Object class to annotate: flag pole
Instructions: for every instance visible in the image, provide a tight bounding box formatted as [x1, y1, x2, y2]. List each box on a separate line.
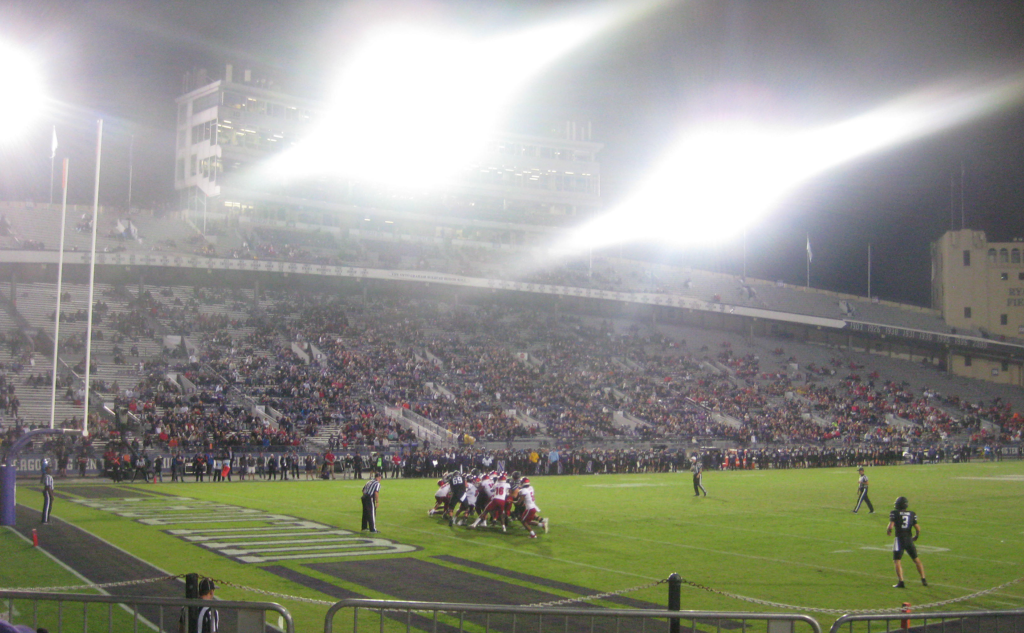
[127, 134, 134, 213]
[805, 233, 811, 288]
[742, 229, 747, 279]
[82, 119, 103, 439]
[867, 243, 872, 299]
[49, 158, 69, 429]
[48, 126, 57, 206]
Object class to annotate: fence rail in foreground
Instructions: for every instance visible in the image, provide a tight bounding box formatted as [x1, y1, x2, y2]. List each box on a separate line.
[829, 609, 1024, 633]
[0, 590, 294, 633]
[325, 599, 823, 633]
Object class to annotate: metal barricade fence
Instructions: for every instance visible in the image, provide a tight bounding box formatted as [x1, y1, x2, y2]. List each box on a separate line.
[324, 599, 823, 633]
[1, 590, 294, 633]
[829, 609, 1024, 633]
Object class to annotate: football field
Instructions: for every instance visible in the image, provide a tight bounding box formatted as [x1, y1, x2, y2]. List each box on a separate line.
[6, 460, 1024, 631]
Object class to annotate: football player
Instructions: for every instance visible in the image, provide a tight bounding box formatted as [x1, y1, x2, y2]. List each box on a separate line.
[471, 474, 510, 531]
[428, 479, 449, 516]
[444, 470, 467, 526]
[887, 496, 927, 588]
[516, 477, 548, 538]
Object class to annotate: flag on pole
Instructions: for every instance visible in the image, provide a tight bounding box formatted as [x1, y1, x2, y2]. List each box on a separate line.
[51, 126, 58, 159]
[806, 235, 813, 263]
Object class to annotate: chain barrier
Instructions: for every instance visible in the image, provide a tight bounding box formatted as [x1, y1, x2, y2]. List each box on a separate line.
[677, 575, 1024, 616]
[208, 579, 335, 607]
[4, 573, 1021, 618]
[524, 578, 669, 608]
[1, 574, 184, 594]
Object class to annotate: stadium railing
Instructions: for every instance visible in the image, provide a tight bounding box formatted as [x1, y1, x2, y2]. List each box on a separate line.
[0, 591, 294, 633]
[324, 599, 823, 633]
[829, 609, 1024, 633]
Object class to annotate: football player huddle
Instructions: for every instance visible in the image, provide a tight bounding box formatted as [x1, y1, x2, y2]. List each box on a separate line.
[428, 470, 549, 538]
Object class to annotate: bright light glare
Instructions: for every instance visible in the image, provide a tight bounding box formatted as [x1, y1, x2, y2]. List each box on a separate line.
[274, 10, 624, 190]
[0, 41, 46, 144]
[562, 73, 1024, 253]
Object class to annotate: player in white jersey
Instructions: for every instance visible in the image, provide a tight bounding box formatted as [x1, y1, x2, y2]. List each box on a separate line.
[429, 479, 450, 515]
[515, 478, 547, 538]
[472, 474, 510, 531]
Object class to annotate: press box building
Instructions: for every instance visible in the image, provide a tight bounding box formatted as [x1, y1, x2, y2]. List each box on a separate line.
[174, 65, 603, 241]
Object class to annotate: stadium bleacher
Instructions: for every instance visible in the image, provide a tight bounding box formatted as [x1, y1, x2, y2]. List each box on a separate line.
[0, 205, 1021, 463]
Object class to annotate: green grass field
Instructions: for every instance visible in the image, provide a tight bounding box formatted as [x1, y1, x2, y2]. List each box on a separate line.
[6, 460, 1024, 632]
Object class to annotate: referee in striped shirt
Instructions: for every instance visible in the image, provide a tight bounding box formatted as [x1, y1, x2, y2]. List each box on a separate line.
[41, 466, 54, 524]
[361, 472, 382, 533]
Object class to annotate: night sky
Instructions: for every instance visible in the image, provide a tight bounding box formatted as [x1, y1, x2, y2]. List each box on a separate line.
[2, 0, 1024, 306]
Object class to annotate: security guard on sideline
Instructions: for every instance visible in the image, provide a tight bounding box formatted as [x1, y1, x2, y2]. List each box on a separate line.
[361, 472, 382, 533]
[853, 466, 874, 513]
[41, 466, 54, 524]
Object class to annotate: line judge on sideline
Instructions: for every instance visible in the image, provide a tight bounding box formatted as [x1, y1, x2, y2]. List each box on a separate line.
[361, 472, 382, 533]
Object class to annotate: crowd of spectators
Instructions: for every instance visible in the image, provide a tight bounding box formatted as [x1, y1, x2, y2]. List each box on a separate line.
[14, 282, 1022, 476]
[110, 291, 1022, 456]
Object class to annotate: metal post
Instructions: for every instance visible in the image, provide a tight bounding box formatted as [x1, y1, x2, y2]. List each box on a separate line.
[185, 573, 199, 633]
[83, 119, 103, 439]
[50, 158, 70, 429]
[668, 574, 681, 633]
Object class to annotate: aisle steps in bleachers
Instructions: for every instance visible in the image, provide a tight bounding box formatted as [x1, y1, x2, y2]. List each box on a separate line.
[613, 410, 649, 431]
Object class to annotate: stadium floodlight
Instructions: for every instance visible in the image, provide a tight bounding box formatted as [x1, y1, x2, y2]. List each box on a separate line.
[271, 5, 642, 191]
[560, 72, 1024, 254]
[0, 39, 46, 144]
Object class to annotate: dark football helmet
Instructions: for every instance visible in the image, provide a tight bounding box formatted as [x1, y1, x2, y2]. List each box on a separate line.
[894, 496, 909, 510]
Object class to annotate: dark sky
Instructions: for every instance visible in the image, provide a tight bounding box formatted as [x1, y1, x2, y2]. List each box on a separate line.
[2, 0, 1024, 306]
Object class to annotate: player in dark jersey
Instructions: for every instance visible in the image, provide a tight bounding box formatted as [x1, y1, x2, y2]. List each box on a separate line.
[445, 470, 467, 526]
[887, 496, 927, 588]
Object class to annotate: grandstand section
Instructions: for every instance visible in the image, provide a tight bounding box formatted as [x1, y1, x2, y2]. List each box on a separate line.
[1, 208, 1023, 477]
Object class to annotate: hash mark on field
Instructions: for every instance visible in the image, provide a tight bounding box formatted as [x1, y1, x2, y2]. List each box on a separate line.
[859, 545, 950, 553]
[830, 550, 854, 553]
[584, 483, 666, 488]
[955, 475, 1024, 481]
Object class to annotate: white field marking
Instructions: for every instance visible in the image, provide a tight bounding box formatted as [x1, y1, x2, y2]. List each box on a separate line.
[217, 480, 1024, 567]
[217, 539, 397, 555]
[76, 493, 417, 563]
[568, 525, 1023, 595]
[162, 486, 1024, 603]
[236, 543, 418, 564]
[859, 545, 951, 553]
[177, 483, 1024, 591]
[396, 522, 661, 582]
[182, 529, 353, 542]
[955, 476, 1024, 481]
[571, 511, 1019, 566]
[4, 525, 163, 632]
[197, 478, 1024, 555]
[204, 535, 369, 548]
[166, 522, 322, 534]
[139, 514, 295, 526]
[830, 550, 854, 553]
[700, 499, 1024, 544]
[583, 483, 666, 488]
